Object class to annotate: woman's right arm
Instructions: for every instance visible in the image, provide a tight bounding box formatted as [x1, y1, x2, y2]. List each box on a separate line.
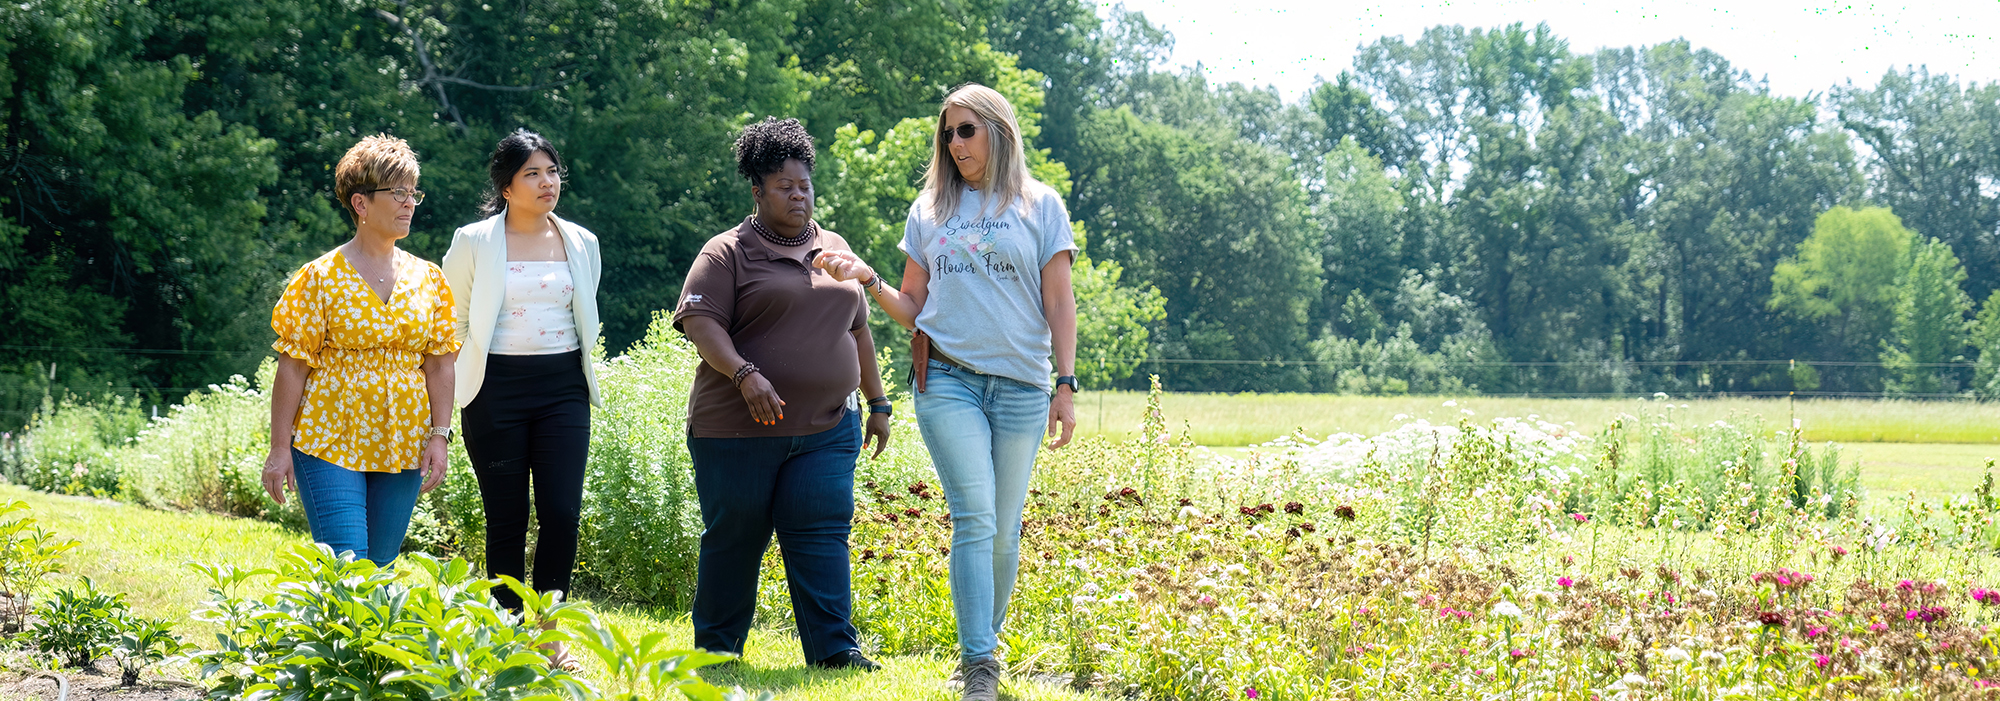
[262, 355, 309, 503]
[814, 253, 929, 330]
[680, 316, 786, 426]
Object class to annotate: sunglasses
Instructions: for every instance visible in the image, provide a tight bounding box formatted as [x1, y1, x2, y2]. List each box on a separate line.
[362, 187, 426, 205]
[941, 123, 980, 143]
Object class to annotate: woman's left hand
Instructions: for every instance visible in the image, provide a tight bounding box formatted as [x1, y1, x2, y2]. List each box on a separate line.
[863, 411, 892, 459]
[420, 436, 450, 492]
[1047, 389, 1077, 449]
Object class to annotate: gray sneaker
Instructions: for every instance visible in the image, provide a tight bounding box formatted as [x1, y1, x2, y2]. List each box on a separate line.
[959, 658, 1001, 701]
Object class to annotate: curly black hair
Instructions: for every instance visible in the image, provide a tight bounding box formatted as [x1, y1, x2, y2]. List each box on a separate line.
[733, 116, 814, 187]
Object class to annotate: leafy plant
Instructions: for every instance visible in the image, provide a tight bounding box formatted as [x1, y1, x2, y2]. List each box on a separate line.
[110, 613, 186, 686]
[29, 576, 127, 668]
[187, 543, 753, 701]
[0, 500, 79, 633]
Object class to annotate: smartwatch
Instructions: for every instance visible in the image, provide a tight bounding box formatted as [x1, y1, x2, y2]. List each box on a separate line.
[1054, 376, 1080, 393]
[867, 396, 893, 416]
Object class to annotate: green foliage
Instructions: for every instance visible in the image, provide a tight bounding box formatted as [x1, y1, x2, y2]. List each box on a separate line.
[188, 543, 753, 700]
[31, 576, 127, 668]
[0, 500, 80, 634]
[571, 316, 704, 607]
[1069, 106, 1320, 391]
[11, 395, 143, 496]
[1882, 237, 1975, 395]
[1974, 292, 2000, 398]
[118, 360, 292, 522]
[1770, 206, 1915, 353]
[1072, 248, 1166, 388]
[110, 613, 187, 686]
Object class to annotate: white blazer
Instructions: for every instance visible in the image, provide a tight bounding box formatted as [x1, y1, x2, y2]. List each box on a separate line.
[442, 210, 605, 408]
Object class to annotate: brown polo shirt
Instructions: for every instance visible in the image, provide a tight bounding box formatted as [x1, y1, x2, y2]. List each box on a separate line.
[672, 217, 869, 438]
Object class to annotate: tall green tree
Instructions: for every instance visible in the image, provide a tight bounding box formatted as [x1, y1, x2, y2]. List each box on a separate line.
[1835, 68, 2000, 301]
[1769, 206, 1916, 366]
[1067, 107, 1319, 391]
[1881, 237, 1974, 395]
[0, 0, 283, 426]
[1972, 292, 2000, 398]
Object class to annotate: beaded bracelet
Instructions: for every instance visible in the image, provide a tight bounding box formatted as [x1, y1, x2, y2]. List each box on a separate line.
[732, 361, 760, 388]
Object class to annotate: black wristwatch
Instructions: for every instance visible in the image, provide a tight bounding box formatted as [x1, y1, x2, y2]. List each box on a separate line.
[866, 396, 893, 416]
[1054, 376, 1079, 393]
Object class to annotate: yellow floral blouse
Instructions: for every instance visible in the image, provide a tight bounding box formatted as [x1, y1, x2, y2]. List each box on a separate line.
[272, 248, 461, 474]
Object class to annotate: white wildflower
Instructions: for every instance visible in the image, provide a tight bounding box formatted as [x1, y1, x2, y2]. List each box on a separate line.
[1661, 647, 1691, 663]
[1491, 601, 1523, 618]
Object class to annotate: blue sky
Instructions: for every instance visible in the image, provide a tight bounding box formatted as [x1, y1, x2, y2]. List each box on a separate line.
[1111, 1, 1999, 100]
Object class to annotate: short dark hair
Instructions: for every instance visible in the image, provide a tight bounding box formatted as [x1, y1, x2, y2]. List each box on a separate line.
[733, 117, 814, 187]
[481, 129, 564, 216]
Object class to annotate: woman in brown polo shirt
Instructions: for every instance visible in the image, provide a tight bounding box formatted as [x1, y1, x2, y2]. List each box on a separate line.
[672, 117, 890, 671]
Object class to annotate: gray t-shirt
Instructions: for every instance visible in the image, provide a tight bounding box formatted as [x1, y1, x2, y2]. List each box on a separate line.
[899, 183, 1078, 392]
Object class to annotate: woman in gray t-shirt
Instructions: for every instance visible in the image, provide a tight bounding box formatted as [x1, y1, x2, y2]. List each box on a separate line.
[815, 83, 1078, 701]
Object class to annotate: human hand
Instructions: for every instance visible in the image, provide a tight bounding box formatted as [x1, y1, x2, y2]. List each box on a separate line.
[420, 436, 450, 493]
[262, 446, 296, 504]
[863, 411, 891, 459]
[740, 372, 787, 425]
[1047, 388, 1076, 449]
[813, 250, 876, 284]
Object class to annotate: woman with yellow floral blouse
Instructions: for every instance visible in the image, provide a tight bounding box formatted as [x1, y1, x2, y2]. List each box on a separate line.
[261, 135, 461, 566]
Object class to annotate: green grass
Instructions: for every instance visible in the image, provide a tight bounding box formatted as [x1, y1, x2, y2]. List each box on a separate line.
[1072, 391, 2000, 446]
[4, 485, 1094, 701]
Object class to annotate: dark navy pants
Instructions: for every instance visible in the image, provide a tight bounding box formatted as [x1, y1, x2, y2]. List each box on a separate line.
[688, 408, 861, 664]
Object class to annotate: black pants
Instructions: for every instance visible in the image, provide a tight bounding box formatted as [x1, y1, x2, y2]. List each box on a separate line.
[462, 350, 591, 611]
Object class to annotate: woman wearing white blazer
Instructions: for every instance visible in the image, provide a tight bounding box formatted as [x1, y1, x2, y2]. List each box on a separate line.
[441, 130, 602, 651]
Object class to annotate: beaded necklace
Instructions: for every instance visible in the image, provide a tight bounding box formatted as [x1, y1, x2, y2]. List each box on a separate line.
[750, 216, 816, 248]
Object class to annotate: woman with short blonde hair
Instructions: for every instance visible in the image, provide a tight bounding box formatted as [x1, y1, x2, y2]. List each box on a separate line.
[263, 134, 460, 566]
[816, 83, 1079, 700]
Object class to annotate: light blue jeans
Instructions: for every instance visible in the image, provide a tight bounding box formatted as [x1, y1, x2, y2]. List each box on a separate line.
[292, 446, 424, 566]
[913, 359, 1050, 664]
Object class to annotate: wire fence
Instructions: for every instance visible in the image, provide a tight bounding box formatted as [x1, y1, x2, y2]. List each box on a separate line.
[1, 344, 1991, 401]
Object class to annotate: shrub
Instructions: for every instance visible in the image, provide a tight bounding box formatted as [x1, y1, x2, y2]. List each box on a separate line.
[13, 395, 143, 496]
[186, 543, 757, 701]
[110, 613, 185, 686]
[117, 361, 302, 527]
[0, 500, 79, 633]
[30, 576, 126, 668]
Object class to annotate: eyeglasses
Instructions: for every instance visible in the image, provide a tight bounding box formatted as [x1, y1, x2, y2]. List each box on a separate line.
[941, 123, 980, 143]
[363, 187, 426, 205]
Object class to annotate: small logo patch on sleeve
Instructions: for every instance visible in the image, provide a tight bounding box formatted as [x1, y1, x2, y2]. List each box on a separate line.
[686, 294, 704, 304]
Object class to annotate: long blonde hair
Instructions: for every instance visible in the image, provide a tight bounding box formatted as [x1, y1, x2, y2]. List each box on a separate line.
[922, 83, 1037, 224]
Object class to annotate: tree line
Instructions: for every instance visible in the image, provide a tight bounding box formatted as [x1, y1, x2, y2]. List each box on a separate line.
[3, 0, 1999, 429]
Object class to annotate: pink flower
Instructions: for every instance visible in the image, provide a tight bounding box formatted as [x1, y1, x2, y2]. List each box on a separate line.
[1868, 622, 1889, 633]
[1244, 688, 1259, 699]
[1198, 595, 1218, 608]
[1813, 653, 1830, 669]
[1830, 545, 1849, 558]
[1571, 513, 1589, 523]
[1897, 579, 1916, 593]
[1557, 577, 1575, 588]
[1805, 626, 1827, 638]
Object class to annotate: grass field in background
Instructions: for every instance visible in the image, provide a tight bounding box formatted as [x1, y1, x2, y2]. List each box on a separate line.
[1071, 391, 2000, 446]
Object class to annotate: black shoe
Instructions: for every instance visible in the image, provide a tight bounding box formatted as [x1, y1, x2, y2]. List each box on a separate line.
[813, 649, 881, 672]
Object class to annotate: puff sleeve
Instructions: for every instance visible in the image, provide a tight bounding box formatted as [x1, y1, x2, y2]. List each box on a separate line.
[270, 266, 327, 368]
[424, 266, 462, 356]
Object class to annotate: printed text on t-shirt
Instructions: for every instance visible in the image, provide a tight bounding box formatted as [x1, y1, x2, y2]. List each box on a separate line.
[933, 215, 1021, 281]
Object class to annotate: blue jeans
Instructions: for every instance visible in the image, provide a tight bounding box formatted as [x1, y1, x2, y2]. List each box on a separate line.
[688, 408, 862, 664]
[913, 359, 1049, 664]
[292, 447, 424, 566]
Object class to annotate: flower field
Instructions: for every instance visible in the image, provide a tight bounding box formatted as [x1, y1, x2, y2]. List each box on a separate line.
[6, 316, 2000, 699]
